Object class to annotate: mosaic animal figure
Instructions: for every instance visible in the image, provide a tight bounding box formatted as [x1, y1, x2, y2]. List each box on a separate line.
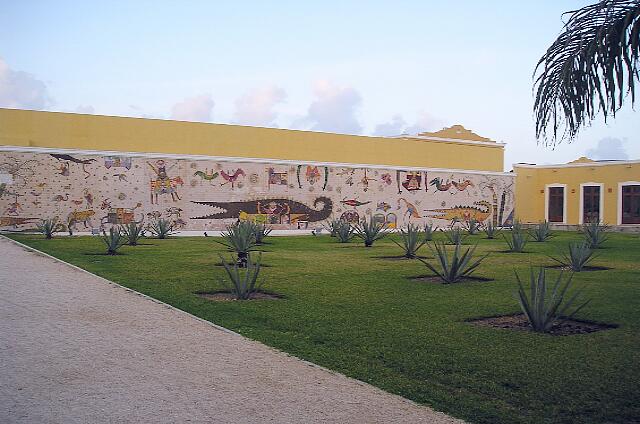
[68, 209, 96, 230]
[220, 169, 245, 189]
[398, 198, 421, 219]
[340, 198, 371, 208]
[376, 201, 392, 212]
[451, 179, 474, 192]
[429, 177, 453, 192]
[53, 194, 69, 202]
[101, 203, 144, 225]
[194, 169, 219, 183]
[150, 176, 184, 204]
[423, 200, 492, 225]
[0, 216, 37, 228]
[190, 196, 333, 224]
[50, 154, 96, 179]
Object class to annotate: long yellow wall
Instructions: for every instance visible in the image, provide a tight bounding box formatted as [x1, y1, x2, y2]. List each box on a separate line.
[0, 108, 504, 172]
[514, 162, 640, 225]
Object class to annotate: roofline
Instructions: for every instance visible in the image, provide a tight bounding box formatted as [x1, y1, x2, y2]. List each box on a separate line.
[0, 145, 514, 177]
[513, 160, 640, 169]
[393, 134, 505, 148]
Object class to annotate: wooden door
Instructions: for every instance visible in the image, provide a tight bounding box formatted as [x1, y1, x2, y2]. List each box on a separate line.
[582, 186, 600, 223]
[622, 185, 640, 224]
[548, 187, 564, 223]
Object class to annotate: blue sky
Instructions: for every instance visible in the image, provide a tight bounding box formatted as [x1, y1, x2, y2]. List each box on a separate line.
[1, 0, 638, 169]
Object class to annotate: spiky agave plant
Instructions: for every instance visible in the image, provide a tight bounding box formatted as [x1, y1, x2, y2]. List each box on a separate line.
[530, 220, 554, 242]
[218, 252, 264, 300]
[392, 223, 428, 258]
[419, 241, 488, 284]
[443, 226, 468, 245]
[148, 218, 175, 239]
[101, 227, 126, 255]
[37, 217, 65, 239]
[515, 267, 591, 333]
[504, 227, 528, 252]
[423, 221, 436, 241]
[252, 222, 272, 245]
[581, 220, 610, 249]
[335, 221, 355, 243]
[324, 219, 342, 237]
[552, 241, 596, 272]
[464, 218, 482, 235]
[120, 222, 145, 246]
[534, 1, 640, 145]
[353, 217, 389, 247]
[483, 221, 502, 239]
[214, 221, 257, 267]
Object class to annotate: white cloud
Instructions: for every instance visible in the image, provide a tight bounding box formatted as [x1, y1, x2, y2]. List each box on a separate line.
[373, 111, 441, 136]
[170, 94, 214, 122]
[295, 81, 363, 134]
[585, 137, 629, 160]
[232, 85, 286, 127]
[0, 57, 52, 110]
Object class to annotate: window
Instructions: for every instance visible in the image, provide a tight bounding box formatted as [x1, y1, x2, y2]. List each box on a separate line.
[621, 184, 640, 224]
[582, 185, 601, 224]
[548, 186, 565, 223]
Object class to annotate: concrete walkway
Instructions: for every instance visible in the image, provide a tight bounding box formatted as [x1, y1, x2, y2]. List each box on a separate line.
[0, 236, 463, 424]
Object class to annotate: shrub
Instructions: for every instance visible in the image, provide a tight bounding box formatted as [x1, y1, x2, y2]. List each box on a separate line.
[335, 221, 355, 243]
[120, 222, 145, 246]
[215, 221, 257, 267]
[581, 221, 610, 249]
[464, 218, 482, 235]
[353, 218, 389, 247]
[419, 241, 488, 284]
[423, 222, 436, 241]
[392, 223, 428, 258]
[504, 228, 528, 252]
[443, 226, 468, 245]
[551, 242, 596, 272]
[148, 218, 175, 239]
[324, 219, 342, 237]
[515, 267, 591, 333]
[530, 220, 554, 242]
[218, 252, 264, 300]
[37, 217, 64, 239]
[252, 222, 272, 245]
[484, 221, 502, 239]
[101, 227, 126, 255]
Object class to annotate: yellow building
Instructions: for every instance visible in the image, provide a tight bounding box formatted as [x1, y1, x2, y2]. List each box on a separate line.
[514, 158, 640, 228]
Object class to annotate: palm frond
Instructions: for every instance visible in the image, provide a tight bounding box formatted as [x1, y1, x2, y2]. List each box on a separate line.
[534, 0, 640, 145]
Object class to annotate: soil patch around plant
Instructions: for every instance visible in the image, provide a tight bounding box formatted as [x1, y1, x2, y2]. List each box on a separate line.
[375, 255, 432, 261]
[467, 313, 617, 336]
[545, 264, 611, 272]
[408, 274, 494, 284]
[213, 262, 273, 267]
[195, 290, 283, 301]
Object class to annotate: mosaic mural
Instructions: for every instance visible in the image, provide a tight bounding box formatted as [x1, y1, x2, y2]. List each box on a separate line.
[0, 149, 515, 232]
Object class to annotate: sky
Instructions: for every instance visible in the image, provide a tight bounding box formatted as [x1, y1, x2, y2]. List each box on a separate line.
[1, 0, 638, 170]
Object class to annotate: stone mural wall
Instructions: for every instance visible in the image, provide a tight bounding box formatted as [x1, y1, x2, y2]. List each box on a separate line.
[0, 149, 515, 232]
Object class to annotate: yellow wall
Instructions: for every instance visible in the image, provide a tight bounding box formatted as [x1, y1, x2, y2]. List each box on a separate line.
[0, 108, 505, 172]
[514, 161, 640, 225]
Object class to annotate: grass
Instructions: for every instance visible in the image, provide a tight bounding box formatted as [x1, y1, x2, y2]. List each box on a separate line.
[5, 231, 640, 424]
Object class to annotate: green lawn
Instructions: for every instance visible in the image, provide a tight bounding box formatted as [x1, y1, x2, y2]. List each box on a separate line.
[5, 231, 640, 424]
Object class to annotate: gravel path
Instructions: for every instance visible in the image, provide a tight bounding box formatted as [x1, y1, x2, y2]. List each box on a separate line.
[0, 236, 464, 424]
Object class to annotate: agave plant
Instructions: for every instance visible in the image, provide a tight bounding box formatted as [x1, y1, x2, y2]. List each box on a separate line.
[504, 228, 528, 253]
[551, 242, 596, 272]
[324, 219, 342, 237]
[101, 227, 126, 255]
[530, 220, 554, 242]
[443, 226, 468, 245]
[392, 223, 428, 258]
[423, 222, 436, 241]
[335, 221, 355, 243]
[120, 222, 145, 246]
[214, 221, 257, 267]
[515, 267, 591, 333]
[464, 218, 482, 235]
[483, 221, 502, 239]
[419, 241, 488, 284]
[581, 221, 610, 249]
[353, 218, 388, 247]
[148, 218, 175, 239]
[218, 252, 264, 300]
[252, 222, 272, 245]
[37, 217, 65, 239]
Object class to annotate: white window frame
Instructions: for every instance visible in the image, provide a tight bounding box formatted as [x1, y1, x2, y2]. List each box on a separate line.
[579, 182, 604, 225]
[617, 181, 640, 225]
[545, 184, 567, 224]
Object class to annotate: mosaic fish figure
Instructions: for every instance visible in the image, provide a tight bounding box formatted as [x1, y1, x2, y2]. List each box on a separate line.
[423, 200, 492, 224]
[190, 197, 332, 223]
[340, 198, 371, 208]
